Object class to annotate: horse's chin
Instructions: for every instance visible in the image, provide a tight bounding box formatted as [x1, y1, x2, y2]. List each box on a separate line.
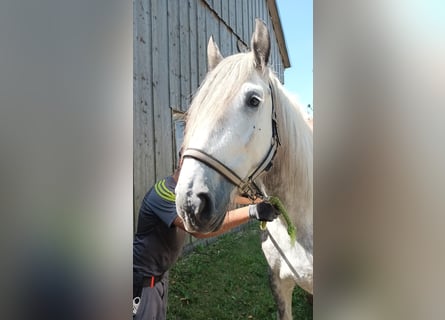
[179, 209, 226, 234]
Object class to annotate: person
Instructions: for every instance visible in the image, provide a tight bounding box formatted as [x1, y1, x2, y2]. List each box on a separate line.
[133, 156, 281, 320]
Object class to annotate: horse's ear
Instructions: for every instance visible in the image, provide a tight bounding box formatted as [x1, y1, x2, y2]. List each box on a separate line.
[207, 35, 223, 72]
[251, 19, 270, 70]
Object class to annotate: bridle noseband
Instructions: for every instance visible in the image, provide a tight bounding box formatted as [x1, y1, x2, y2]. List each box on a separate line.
[182, 84, 280, 201]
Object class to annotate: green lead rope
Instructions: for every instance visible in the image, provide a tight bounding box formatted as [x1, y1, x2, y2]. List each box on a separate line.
[260, 196, 296, 245]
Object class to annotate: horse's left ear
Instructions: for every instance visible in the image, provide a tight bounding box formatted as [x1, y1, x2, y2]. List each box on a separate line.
[251, 19, 270, 70]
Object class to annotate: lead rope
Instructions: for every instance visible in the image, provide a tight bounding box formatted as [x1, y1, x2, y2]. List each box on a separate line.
[260, 196, 296, 245]
[256, 195, 301, 280]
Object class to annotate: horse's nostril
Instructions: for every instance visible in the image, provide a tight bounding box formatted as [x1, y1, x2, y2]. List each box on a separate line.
[196, 193, 212, 218]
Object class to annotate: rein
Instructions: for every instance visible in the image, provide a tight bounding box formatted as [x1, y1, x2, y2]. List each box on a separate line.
[182, 84, 280, 201]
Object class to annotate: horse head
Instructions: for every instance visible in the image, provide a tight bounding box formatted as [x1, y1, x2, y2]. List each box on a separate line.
[176, 20, 276, 233]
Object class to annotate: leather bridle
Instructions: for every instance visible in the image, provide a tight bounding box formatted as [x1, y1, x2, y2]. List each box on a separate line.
[182, 84, 280, 201]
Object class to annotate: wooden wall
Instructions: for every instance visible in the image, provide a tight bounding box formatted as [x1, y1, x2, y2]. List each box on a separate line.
[133, 0, 289, 233]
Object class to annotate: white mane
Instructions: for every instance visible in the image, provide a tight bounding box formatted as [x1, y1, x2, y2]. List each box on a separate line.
[262, 73, 313, 237]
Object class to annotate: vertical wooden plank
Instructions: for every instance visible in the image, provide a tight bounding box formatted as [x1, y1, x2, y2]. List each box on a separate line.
[259, 0, 263, 20]
[242, 1, 248, 43]
[228, 0, 236, 29]
[205, 7, 212, 48]
[250, 0, 258, 33]
[168, 0, 181, 111]
[273, 33, 281, 80]
[221, 0, 228, 24]
[197, 0, 207, 83]
[228, 24, 234, 54]
[179, 0, 191, 110]
[214, 9, 220, 45]
[258, 0, 262, 20]
[265, 0, 269, 21]
[152, 0, 174, 180]
[218, 20, 225, 55]
[271, 28, 284, 82]
[265, 3, 272, 30]
[213, 0, 221, 19]
[189, 0, 199, 97]
[235, 0, 243, 41]
[262, 0, 267, 22]
[219, 21, 229, 56]
[228, 0, 236, 53]
[253, 0, 256, 21]
[279, 34, 284, 81]
[133, 0, 155, 227]
[206, 6, 218, 49]
[264, 5, 268, 28]
[274, 54, 278, 79]
[247, 0, 252, 38]
[270, 30, 278, 73]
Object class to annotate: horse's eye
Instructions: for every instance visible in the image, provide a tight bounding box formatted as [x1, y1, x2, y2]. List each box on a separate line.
[248, 96, 261, 107]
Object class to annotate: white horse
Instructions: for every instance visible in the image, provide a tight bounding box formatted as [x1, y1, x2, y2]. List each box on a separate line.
[175, 19, 313, 320]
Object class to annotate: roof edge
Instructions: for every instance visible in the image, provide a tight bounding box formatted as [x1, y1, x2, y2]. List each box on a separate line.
[267, 0, 291, 68]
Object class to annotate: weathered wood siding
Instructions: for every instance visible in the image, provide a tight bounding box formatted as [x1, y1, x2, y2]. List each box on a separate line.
[134, 0, 289, 233]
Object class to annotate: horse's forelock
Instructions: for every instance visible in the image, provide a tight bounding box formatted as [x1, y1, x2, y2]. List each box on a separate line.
[184, 53, 259, 148]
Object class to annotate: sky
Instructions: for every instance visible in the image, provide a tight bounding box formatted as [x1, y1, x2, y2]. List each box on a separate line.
[275, 1, 313, 117]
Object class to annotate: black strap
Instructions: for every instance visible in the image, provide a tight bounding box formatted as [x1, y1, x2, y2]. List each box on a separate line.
[133, 272, 144, 298]
[133, 273, 164, 298]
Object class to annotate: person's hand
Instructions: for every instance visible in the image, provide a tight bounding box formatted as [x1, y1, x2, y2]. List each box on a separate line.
[248, 201, 281, 221]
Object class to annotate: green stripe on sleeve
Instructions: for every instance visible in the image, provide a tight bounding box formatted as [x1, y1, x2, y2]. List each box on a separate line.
[158, 180, 176, 201]
[154, 180, 176, 202]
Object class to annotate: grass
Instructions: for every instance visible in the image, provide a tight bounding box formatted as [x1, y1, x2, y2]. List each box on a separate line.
[167, 224, 313, 319]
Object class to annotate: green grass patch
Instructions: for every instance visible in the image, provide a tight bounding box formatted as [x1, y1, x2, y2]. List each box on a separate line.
[167, 224, 312, 319]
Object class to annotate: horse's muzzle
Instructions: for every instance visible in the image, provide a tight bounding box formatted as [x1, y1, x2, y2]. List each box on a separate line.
[177, 191, 216, 233]
[175, 159, 233, 233]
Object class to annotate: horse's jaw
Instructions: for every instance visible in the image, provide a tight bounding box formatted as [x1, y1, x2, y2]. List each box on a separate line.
[175, 158, 233, 233]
